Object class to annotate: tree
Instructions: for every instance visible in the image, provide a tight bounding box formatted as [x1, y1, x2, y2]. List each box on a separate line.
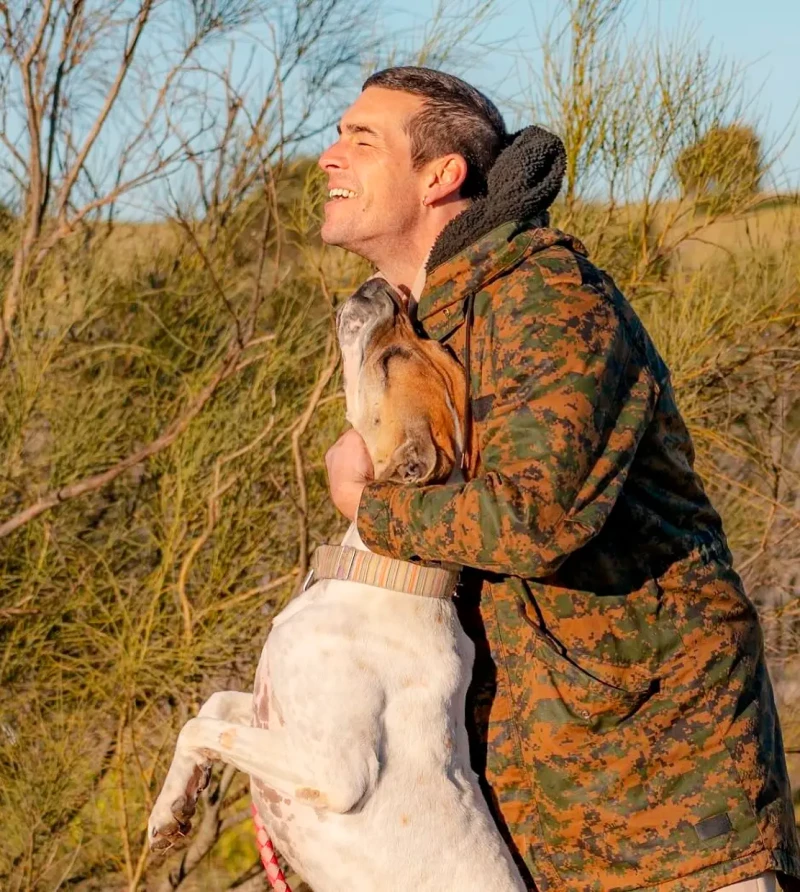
[529, 0, 776, 286]
[0, 0, 370, 367]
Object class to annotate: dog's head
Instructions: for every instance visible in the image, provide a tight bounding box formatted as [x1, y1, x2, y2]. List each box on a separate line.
[337, 278, 466, 485]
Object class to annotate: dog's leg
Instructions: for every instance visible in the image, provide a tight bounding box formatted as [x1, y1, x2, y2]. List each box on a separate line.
[169, 716, 375, 810]
[149, 690, 381, 852]
[149, 696, 379, 851]
[149, 691, 254, 851]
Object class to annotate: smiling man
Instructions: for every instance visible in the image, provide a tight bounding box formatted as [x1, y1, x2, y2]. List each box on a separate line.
[320, 67, 800, 892]
[320, 85, 476, 298]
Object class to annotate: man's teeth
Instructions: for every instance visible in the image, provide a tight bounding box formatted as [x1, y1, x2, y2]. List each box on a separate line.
[329, 188, 357, 199]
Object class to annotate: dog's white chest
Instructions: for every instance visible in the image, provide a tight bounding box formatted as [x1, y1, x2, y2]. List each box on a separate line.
[250, 579, 524, 891]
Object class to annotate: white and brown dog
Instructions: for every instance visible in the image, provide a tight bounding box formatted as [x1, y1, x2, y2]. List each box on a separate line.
[148, 279, 525, 891]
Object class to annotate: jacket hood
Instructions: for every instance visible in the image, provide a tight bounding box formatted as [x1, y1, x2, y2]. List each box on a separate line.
[426, 125, 567, 273]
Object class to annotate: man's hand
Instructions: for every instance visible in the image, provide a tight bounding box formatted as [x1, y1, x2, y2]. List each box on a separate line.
[325, 429, 374, 522]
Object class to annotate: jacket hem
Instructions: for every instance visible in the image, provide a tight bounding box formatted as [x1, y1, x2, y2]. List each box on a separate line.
[625, 847, 800, 892]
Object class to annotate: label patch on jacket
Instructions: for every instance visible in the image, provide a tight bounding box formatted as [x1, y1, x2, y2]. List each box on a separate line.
[694, 812, 733, 842]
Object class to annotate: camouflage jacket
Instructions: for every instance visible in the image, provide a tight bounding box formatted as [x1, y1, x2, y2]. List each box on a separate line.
[356, 222, 800, 891]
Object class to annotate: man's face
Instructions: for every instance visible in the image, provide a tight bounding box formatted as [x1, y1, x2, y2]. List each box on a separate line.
[318, 87, 427, 257]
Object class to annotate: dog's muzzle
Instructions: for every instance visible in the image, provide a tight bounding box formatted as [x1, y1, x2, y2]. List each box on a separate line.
[337, 278, 401, 348]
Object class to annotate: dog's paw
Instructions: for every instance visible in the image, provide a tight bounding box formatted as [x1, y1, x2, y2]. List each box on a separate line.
[148, 764, 212, 853]
[148, 800, 192, 854]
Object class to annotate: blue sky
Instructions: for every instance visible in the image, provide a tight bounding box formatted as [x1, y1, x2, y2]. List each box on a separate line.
[342, 0, 800, 190]
[9, 0, 793, 219]
[674, 0, 799, 186]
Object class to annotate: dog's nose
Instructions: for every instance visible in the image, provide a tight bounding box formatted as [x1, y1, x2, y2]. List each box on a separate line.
[337, 278, 404, 348]
[337, 278, 402, 345]
[351, 278, 401, 310]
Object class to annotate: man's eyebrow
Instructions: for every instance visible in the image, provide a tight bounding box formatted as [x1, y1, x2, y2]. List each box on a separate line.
[336, 122, 381, 138]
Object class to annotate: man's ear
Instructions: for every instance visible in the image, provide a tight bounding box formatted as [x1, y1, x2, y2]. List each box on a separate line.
[378, 424, 438, 484]
[423, 154, 468, 206]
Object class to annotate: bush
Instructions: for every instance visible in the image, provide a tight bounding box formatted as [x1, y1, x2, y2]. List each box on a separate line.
[674, 124, 764, 208]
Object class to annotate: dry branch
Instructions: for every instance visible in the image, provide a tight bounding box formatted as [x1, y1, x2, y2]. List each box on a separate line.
[155, 763, 240, 892]
[291, 331, 339, 587]
[0, 335, 244, 538]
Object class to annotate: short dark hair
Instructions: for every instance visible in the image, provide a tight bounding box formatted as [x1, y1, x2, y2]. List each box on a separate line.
[362, 66, 507, 200]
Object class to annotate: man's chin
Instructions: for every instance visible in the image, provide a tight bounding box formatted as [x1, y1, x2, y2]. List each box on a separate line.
[320, 217, 342, 244]
[319, 228, 342, 248]
[320, 224, 359, 253]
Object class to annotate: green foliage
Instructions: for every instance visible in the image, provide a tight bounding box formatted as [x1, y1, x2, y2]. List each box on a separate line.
[0, 165, 365, 889]
[2, 184, 799, 891]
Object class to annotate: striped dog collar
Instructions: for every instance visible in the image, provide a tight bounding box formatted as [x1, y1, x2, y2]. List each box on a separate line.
[309, 545, 460, 599]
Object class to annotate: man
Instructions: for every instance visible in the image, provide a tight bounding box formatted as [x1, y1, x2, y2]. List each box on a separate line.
[321, 67, 800, 892]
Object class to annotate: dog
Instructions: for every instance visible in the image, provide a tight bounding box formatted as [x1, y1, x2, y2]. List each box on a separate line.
[148, 278, 526, 891]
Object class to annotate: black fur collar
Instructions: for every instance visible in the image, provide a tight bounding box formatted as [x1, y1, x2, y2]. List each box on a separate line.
[426, 125, 566, 272]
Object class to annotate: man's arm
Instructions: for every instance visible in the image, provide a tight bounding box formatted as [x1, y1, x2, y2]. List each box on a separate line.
[356, 266, 660, 579]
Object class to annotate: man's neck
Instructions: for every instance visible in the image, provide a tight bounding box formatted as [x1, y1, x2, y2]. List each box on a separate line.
[373, 199, 470, 294]
[376, 254, 427, 295]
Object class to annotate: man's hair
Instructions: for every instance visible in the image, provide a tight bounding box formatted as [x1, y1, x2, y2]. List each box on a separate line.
[362, 67, 507, 200]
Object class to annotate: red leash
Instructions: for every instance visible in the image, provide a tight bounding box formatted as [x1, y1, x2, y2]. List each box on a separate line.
[251, 802, 293, 892]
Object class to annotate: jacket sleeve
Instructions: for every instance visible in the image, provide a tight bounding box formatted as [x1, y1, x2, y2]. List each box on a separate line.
[356, 256, 661, 579]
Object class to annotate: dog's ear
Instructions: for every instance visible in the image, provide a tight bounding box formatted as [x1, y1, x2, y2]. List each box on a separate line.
[379, 425, 438, 484]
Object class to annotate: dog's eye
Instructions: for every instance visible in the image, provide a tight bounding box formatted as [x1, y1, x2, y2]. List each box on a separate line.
[380, 345, 411, 380]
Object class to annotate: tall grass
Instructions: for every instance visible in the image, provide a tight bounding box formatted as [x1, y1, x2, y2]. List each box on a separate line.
[0, 178, 365, 889]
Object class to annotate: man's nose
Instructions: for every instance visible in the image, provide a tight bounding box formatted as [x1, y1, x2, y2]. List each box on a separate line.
[318, 141, 347, 173]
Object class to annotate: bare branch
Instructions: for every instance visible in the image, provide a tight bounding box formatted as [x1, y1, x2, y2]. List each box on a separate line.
[291, 330, 338, 588]
[0, 327, 245, 539]
[53, 0, 155, 222]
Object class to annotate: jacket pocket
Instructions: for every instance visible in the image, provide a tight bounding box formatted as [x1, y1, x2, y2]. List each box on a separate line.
[515, 595, 653, 732]
[541, 762, 762, 891]
[532, 713, 763, 890]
